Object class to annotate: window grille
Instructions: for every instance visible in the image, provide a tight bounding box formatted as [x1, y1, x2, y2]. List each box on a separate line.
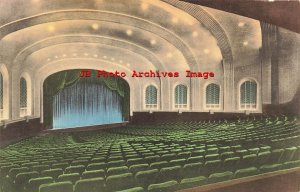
[20, 77, 28, 117]
[206, 83, 220, 109]
[145, 85, 158, 109]
[240, 80, 257, 110]
[175, 84, 188, 109]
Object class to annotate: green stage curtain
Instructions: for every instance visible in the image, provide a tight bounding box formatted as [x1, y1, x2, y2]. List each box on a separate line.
[43, 70, 130, 128]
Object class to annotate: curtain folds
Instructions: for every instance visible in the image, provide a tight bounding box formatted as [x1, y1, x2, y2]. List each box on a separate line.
[43, 70, 129, 128]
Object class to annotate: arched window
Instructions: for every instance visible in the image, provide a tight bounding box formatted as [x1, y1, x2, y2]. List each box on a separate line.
[20, 77, 28, 117]
[145, 85, 158, 109]
[206, 83, 220, 109]
[0, 73, 3, 119]
[175, 84, 188, 109]
[240, 80, 257, 110]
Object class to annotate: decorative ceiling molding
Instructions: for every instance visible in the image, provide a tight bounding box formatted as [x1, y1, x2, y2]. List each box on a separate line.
[0, 10, 198, 70]
[13, 35, 168, 72]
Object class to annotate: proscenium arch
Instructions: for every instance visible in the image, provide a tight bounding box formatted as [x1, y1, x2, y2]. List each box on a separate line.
[15, 36, 172, 112]
[36, 59, 144, 123]
[1, 9, 198, 71]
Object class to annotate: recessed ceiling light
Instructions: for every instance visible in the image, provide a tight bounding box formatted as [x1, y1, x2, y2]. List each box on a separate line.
[238, 22, 245, 27]
[103, 56, 107, 59]
[72, 53, 77, 57]
[119, 60, 123, 63]
[93, 54, 98, 58]
[84, 53, 89, 56]
[47, 58, 51, 61]
[150, 39, 156, 45]
[204, 49, 210, 54]
[172, 17, 179, 24]
[126, 29, 133, 36]
[141, 3, 149, 10]
[47, 25, 55, 32]
[192, 31, 198, 37]
[167, 53, 173, 58]
[111, 58, 115, 61]
[62, 54, 67, 57]
[126, 63, 130, 67]
[54, 55, 58, 59]
[243, 41, 248, 46]
[92, 23, 99, 30]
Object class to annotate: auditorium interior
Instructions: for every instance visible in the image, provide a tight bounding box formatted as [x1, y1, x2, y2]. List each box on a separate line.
[0, 0, 300, 192]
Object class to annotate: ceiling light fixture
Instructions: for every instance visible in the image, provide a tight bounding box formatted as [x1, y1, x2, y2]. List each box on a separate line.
[126, 29, 133, 36]
[141, 3, 149, 10]
[238, 22, 245, 27]
[167, 53, 173, 58]
[172, 17, 179, 24]
[192, 31, 198, 37]
[47, 25, 55, 32]
[92, 23, 99, 30]
[204, 49, 210, 54]
[150, 39, 156, 45]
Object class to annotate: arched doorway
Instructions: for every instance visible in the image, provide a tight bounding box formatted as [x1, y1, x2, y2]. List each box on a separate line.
[43, 69, 130, 129]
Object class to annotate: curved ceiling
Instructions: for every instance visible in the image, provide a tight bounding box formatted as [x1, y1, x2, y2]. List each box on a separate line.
[0, 0, 261, 76]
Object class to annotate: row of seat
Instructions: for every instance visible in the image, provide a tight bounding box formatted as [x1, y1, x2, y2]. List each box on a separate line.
[0, 116, 299, 192]
[4, 159, 300, 192]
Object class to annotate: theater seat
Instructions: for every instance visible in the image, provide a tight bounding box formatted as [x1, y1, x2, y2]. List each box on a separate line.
[129, 164, 149, 175]
[135, 169, 159, 188]
[39, 181, 73, 192]
[223, 157, 240, 172]
[41, 169, 63, 180]
[87, 162, 106, 171]
[26, 177, 53, 192]
[117, 187, 145, 192]
[74, 177, 105, 192]
[107, 166, 129, 176]
[150, 161, 168, 170]
[208, 171, 234, 183]
[65, 165, 85, 175]
[234, 167, 259, 178]
[57, 173, 80, 184]
[180, 162, 203, 178]
[159, 166, 181, 182]
[179, 176, 208, 189]
[148, 180, 179, 192]
[106, 173, 136, 191]
[259, 164, 282, 173]
[82, 170, 105, 179]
